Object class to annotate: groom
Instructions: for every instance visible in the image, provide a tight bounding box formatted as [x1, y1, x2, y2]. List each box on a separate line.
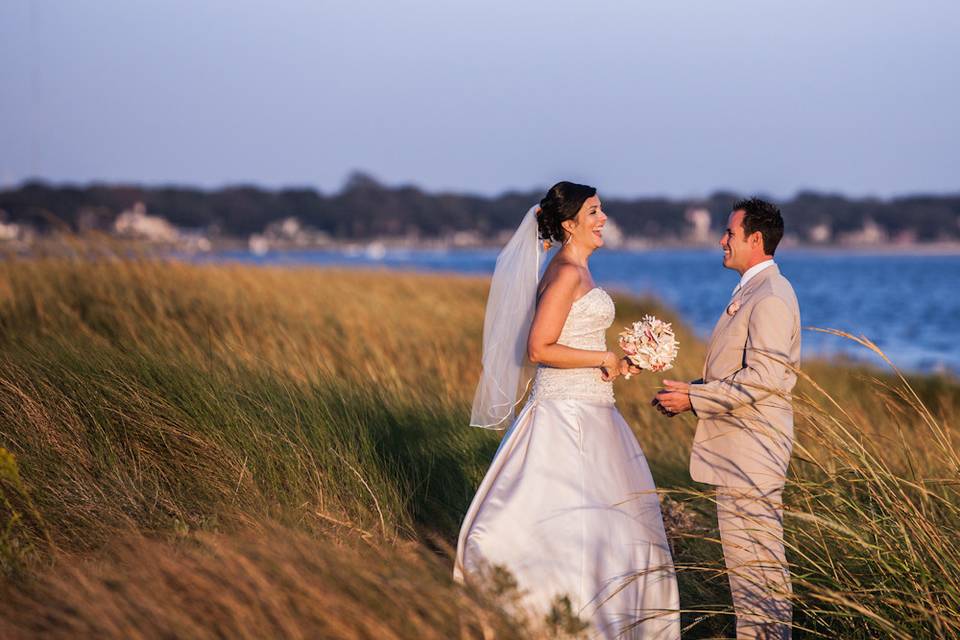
[653, 198, 800, 639]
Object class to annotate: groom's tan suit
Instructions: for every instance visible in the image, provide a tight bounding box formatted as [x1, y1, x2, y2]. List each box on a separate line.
[689, 263, 800, 640]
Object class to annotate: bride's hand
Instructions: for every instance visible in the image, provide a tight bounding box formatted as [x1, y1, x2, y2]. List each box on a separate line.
[599, 351, 621, 381]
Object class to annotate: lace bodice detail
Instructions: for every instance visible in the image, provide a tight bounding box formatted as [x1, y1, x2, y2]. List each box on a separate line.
[530, 287, 616, 404]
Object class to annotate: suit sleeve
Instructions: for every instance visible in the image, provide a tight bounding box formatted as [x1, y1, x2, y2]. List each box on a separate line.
[689, 295, 794, 419]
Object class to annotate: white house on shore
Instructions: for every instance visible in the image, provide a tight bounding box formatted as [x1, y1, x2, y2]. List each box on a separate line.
[0, 209, 35, 247]
[248, 216, 332, 254]
[113, 203, 179, 243]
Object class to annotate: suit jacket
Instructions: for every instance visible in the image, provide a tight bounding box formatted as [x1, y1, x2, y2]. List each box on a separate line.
[689, 264, 801, 489]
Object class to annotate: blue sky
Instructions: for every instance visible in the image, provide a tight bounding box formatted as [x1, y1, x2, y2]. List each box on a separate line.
[1, 0, 958, 197]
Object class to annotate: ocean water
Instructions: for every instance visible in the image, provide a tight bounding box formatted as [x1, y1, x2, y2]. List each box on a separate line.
[209, 247, 960, 375]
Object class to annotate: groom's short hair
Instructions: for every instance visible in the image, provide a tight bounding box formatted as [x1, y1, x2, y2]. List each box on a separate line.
[733, 198, 784, 256]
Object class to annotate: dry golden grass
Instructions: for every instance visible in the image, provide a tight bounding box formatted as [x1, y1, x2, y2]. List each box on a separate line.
[0, 255, 958, 638]
[0, 528, 535, 640]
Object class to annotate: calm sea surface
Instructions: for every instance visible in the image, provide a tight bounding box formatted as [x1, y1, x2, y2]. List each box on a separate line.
[209, 248, 960, 375]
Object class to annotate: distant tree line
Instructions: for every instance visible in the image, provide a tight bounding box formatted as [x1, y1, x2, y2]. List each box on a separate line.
[2, 172, 959, 242]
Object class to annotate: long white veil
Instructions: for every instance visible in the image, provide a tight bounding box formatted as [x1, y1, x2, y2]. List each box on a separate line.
[470, 204, 547, 429]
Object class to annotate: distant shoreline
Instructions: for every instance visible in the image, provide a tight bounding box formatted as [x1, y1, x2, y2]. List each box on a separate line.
[12, 234, 960, 260]
[213, 239, 960, 257]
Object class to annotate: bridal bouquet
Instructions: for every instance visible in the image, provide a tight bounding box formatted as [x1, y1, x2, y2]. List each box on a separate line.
[619, 315, 680, 377]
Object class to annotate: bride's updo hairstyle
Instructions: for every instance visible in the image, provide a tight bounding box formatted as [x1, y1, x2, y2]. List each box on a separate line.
[537, 181, 597, 244]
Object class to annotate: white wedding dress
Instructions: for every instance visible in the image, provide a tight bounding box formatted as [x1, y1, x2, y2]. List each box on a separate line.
[455, 287, 680, 639]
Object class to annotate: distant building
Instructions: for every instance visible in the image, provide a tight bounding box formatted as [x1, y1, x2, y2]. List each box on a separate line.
[808, 223, 832, 244]
[839, 218, 887, 246]
[0, 210, 36, 248]
[249, 216, 332, 253]
[0, 220, 20, 241]
[622, 235, 653, 251]
[249, 234, 270, 256]
[684, 208, 712, 244]
[113, 202, 179, 243]
[279, 217, 301, 238]
[178, 231, 212, 253]
[365, 241, 386, 260]
[451, 230, 482, 247]
[601, 218, 624, 248]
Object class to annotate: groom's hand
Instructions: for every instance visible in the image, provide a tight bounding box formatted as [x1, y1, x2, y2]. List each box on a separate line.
[619, 357, 640, 377]
[650, 396, 676, 417]
[655, 380, 692, 415]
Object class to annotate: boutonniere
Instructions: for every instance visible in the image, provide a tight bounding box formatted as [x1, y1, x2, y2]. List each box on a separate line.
[726, 299, 742, 316]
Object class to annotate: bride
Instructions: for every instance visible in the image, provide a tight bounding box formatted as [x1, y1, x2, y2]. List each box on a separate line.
[455, 182, 680, 639]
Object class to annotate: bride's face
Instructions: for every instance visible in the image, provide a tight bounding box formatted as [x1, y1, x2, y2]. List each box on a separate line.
[563, 195, 607, 250]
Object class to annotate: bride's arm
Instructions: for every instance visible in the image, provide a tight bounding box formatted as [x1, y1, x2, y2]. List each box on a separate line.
[527, 265, 619, 373]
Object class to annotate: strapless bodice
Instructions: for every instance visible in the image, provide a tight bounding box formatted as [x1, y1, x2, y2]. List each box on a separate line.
[530, 287, 616, 404]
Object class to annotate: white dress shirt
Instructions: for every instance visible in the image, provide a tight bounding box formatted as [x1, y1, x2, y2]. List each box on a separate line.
[732, 259, 776, 295]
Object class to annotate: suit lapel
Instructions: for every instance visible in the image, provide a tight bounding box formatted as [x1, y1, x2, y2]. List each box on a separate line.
[702, 265, 780, 376]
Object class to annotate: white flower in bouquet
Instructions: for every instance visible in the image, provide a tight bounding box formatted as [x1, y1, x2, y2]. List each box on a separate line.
[618, 315, 680, 377]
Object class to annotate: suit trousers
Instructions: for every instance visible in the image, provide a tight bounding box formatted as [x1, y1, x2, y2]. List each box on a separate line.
[716, 486, 792, 639]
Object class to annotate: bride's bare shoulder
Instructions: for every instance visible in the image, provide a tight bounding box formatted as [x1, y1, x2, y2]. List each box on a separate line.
[538, 262, 581, 300]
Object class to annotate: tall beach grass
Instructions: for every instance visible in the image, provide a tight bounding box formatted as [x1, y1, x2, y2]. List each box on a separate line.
[0, 254, 957, 638]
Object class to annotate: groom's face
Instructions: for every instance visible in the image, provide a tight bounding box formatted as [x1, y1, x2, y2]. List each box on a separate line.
[720, 210, 751, 273]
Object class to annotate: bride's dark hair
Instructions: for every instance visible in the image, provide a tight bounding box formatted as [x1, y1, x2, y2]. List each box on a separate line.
[537, 181, 597, 243]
